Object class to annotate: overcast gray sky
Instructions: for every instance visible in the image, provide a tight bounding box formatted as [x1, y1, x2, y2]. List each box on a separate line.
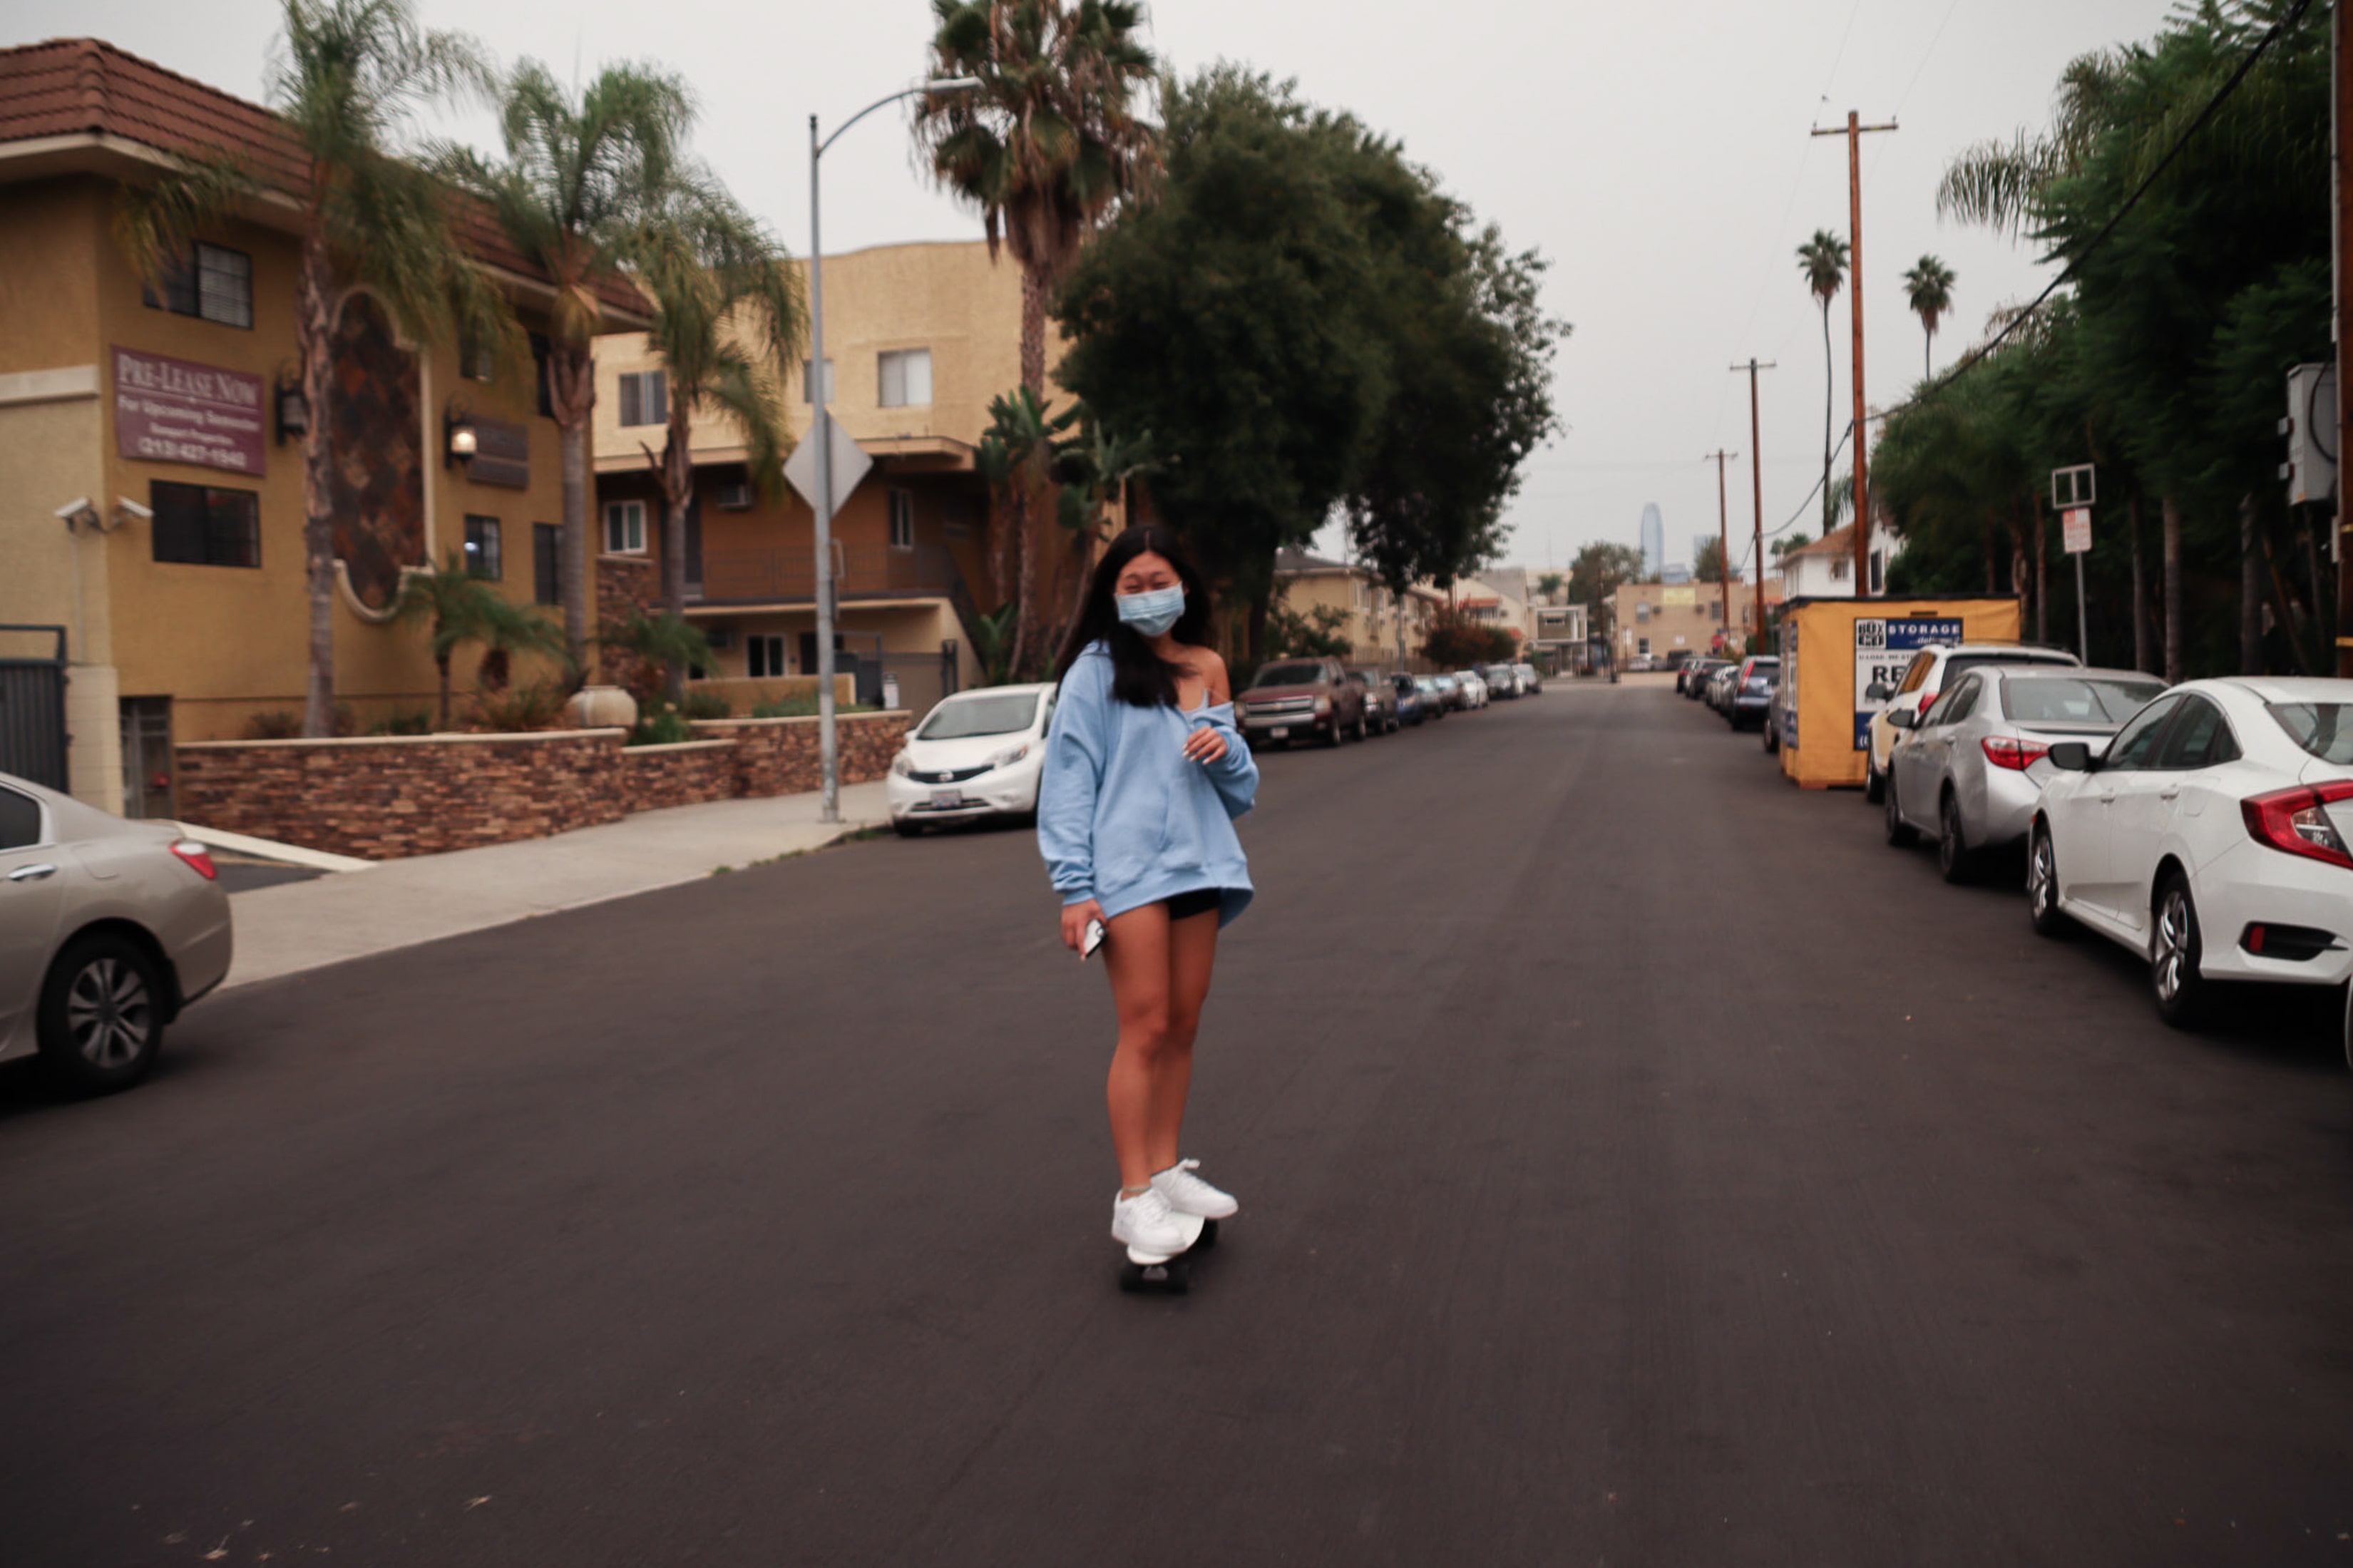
[16, 0, 2173, 575]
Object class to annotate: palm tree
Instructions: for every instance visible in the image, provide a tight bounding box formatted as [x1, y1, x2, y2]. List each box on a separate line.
[395, 550, 565, 729]
[1902, 256, 1957, 380]
[1053, 415, 1157, 641]
[1797, 229, 1850, 532]
[116, 0, 508, 737]
[437, 60, 703, 676]
[976, 384, 1080, 677]
[632, 208, 804, 700]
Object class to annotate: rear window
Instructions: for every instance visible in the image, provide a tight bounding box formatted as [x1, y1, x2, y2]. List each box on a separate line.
[1251, 662, 1326, 688]
[2005, 677, 2167, 724]
[1944, 652, 2074, 686]
[917, 692, 1039, 739]
[2267, 702, 2353, 764]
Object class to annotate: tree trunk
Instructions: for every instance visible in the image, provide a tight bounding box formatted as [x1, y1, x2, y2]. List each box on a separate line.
[1020, 266, 1048, 398]
[2262, 517, 2315, 676]
[2007, 499, 2033, 635]
[2240, 494, 2263, 675]
[2162, 491, 2183, 684]
[1014, 457, 1042, 679]
[436, 655, 451, 733]
[2129, 493, 2149, 673]
[1984, 513, 1999, 594]
[1924, 327, 1932, 381]
[659, 412, 693, 704]
[299, 232, 338, 739]
[1245, 586, 1271, 671]
[548, 337, 597, 679]
[2032, 493, 2049, 644]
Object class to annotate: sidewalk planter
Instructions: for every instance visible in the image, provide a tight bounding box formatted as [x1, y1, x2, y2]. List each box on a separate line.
[1775, 596, 2022, 789]
[620, 739, 738, 812]
[177, 730, 629, 859]
[566, 685, 640, 731]
[693, 712, 910, 797]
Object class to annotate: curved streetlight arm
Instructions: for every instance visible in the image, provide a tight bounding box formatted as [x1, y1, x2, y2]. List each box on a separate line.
[817, 78, 980, 159]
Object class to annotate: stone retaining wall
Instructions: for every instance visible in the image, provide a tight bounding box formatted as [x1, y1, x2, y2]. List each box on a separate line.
[620, 739, 739, 813]
[692, 712, 908, 797]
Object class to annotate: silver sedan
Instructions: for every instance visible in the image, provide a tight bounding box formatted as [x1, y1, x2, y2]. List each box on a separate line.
[1885, 666, 2168, 883]
[0, 772, 233, 1092]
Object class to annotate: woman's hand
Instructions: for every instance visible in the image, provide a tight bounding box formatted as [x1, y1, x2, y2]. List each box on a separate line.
[1061, 898, 1107, 952]
[1181, 726, 1229, 765]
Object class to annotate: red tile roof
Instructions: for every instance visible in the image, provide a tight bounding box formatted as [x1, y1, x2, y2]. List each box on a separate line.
[0, 38, 646, 319]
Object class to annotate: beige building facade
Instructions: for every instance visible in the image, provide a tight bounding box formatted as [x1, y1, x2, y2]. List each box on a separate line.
[1611, 578, 1782, 664]
[1271, 550, 1447, 670]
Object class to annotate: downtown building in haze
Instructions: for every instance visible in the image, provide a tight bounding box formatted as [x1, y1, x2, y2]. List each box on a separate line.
[1639, 502, 1664, 580]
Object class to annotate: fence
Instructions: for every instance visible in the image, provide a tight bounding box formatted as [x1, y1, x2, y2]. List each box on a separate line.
[0, 625, 68, 791]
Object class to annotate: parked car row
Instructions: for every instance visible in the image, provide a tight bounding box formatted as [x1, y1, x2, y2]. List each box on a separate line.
[1679, 654, 1779, 733]
[1694, 633, 2353, 1060]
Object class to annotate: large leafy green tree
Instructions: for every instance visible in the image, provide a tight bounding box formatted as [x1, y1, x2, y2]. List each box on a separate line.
[117, 0, 509, 737]
[1796, 230, 1850, 533]
[1566, 541, 1644, 645]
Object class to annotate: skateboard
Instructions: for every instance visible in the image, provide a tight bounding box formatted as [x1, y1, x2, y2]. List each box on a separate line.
[1118, 1214, 1220, 1294]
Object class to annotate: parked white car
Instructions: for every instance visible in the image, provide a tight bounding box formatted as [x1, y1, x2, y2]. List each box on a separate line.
[1864, 642, 2081, 803]
[886, 683, 1057, 835]
[1450, 670, 1490, 708]
[1, 771, 233, 1092]
[2028, 677, 2353, 1028]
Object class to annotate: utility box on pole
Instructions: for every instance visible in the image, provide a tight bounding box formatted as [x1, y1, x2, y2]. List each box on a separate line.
[2283, 362, 2337, 508]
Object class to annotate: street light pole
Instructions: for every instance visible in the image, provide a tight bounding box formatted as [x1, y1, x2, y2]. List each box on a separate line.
[1732, 360, 1777, 653]
[807, 78, 979, 823]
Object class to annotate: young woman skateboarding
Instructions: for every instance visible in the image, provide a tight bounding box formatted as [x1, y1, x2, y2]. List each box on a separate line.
[1037, 525, 1258, 1264]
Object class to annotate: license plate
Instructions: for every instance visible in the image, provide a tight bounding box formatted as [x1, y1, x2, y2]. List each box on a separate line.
[1270, 727, 1288, 740]
[930, 788, 963, 808]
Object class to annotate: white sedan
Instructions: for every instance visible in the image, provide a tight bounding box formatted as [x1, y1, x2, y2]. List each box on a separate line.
[886, 683, 1057, 835]
[2028, 677, 2353, 1029]
[1450, 670, 1490, 708]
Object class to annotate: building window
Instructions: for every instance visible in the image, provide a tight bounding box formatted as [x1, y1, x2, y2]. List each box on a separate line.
[617, 370, 667, 428]
[143, 242, 252, 329]
[150, 481, 259, 568]
[603, 499, 647, 555]
[1637, 637, 1651, 655]
[1634, 602, 1650, 622]
[803, 357, 836, 403]
[1830, 556, 1850, 580]
[463, 515, 503, 579]
[878, 348, 932, 408]
[747, 635, 786, 678]
[533, 523, 561, 605]
[888, 489, 915, 550]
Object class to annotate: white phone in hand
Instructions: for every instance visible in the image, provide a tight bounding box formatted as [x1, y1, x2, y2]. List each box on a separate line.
[1081, 918, 1107, 960]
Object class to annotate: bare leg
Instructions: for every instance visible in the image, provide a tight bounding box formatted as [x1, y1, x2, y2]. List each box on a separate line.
[1102, 902, 1174, 1190]
[1145, 907, 1220, 1173]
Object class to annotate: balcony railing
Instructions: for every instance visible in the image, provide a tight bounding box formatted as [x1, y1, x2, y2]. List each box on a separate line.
[695, 543, 963, 606]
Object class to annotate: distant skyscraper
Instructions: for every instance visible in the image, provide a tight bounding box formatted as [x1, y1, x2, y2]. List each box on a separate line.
[1639, 503, 1664, 579]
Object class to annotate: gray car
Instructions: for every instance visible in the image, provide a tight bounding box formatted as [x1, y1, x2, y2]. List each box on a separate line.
[1884, 666, 2169, 883]
[1, 772, 234, 1092]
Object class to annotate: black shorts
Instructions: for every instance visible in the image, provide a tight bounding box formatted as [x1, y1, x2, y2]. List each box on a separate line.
[1163, 888, 1222, 922]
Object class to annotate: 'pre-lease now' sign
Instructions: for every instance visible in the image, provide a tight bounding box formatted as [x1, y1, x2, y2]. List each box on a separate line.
[113, 346, 265, 476]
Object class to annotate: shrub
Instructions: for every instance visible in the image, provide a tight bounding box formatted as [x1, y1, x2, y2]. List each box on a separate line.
[244, 710, 302, 739]
[681, 687, 732, 721]
[749, 693, 876, 719]
[628, 704, 693, 746]
[471, 681, 568, 732]
[366, 709, 434, 736]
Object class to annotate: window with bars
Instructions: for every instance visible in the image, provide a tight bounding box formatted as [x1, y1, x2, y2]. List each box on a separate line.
[888, 489, 916, 550]
[616, 370, 667, 428]
[603, 500, 647, 555]
[143, 242, 252, 329]
[464, 516, 503, 579]
[150, 481, 260, 568]
[533, 524, 561, 605]
[878, 349, 932, 407]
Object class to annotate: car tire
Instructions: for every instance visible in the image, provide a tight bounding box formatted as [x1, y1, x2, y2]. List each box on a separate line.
[1885, 772, 1918, 847]
[1324, 721, 1345, 748]
[2027, 823, 2071, 938]
[37, 931, 166, 1095]
[2150, 873, 2209, 1029]
[1763, 717, 1779, 754]
[1354, 714, 1369, 743]
[1937, 791, 1974, 885]
[1863, 754, 1885, 804]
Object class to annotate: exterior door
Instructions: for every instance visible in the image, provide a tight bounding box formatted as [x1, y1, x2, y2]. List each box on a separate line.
[0, 783, 66, 1052]
[1896, 680, 1969, 831]
[2106, 695, 2240, 933]
[2073, 694, 2183, 919]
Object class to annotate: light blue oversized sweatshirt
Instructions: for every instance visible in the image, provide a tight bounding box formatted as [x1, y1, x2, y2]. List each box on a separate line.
[1037, 642, 1258, 927]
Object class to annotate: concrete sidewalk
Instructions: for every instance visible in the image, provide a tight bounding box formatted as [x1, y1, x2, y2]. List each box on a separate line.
[218, 781, 890, 989]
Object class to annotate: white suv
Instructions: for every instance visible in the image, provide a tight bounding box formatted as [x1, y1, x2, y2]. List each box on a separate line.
[1865, 642, 2082, 802]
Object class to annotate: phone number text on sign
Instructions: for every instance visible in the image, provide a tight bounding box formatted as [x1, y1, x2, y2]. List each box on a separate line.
[1852, 618, 1961, 749]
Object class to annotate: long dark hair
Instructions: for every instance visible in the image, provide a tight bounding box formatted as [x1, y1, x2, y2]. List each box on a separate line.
[1052, 524, 1214, 707]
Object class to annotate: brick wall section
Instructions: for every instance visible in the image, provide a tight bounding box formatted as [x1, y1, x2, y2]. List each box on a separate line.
[619, 739, 739, 814]
[177, 731, 628, 860]
[595, 554, 661, 694]
[694, 712, 910, 796]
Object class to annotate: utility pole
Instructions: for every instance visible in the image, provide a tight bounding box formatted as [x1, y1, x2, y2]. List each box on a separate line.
[2336, 0, 2353, 674]
[1813, 111, 1897, 595]
[1731, 360, 1777, 653]
[1704, 449, 1737, 645]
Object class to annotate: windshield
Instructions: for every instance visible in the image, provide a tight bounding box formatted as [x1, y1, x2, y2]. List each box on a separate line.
[2006, 677, 2166, 724]
[917, 692, 1039, 739]
[2268, 702, 2353, 764]
[1251, 661, 1326, 688]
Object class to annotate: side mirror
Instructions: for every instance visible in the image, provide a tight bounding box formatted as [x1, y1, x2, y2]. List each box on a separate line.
[2046, 741, 2093, 772]
[1885, 707, 1915, 731]
[1864, 682, 1890, 702]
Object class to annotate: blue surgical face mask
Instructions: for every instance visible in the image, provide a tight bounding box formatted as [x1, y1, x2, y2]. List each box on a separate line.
[1115, 584, 1186, 638]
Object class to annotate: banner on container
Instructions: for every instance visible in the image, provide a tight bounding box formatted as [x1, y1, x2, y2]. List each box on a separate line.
[113, 347, 265, 476]
[1852, 617, 1962, 749]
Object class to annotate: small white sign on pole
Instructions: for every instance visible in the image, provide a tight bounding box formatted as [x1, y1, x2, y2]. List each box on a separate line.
[2062, 506, 2092, 555]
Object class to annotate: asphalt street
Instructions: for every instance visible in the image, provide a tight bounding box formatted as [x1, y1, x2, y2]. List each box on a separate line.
[4, 680, 2351, 1567]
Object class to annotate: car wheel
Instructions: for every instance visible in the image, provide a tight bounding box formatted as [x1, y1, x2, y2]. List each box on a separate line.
[2150, 873, 2208, 1028]
[1324, 721, 1345, 748]
[1354, 714, 1369, 742]
[1937, 791, 1974, 885]
[1863, 754, 1885, 804]
[2027, 824, 2071, 938]
[1763, 717, 1778, 754]
[37, 932, 165, 1094]
[1885, 772, 1918, 846]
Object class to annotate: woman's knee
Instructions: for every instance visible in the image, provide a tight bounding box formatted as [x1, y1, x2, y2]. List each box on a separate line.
[1116, 1000, 1177, 1056]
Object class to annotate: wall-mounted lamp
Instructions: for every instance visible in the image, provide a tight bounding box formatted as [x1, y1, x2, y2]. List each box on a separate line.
[444, 396, 477, 468]
[274, 366, 309, 446]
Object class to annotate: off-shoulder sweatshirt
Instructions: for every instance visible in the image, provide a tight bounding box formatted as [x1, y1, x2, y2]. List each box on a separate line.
[1036, 642, 1258, 927]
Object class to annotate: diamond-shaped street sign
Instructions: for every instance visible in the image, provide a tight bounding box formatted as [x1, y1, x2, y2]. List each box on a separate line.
[783, 416, 873, 515]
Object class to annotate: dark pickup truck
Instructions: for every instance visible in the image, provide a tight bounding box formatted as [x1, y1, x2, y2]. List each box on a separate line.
[1234, 655, 1366, 747]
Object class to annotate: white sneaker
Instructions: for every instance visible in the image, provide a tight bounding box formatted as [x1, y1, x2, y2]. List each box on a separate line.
[1112, 1186, 1201, 1261]
[1151, 1158, 1239, 1220]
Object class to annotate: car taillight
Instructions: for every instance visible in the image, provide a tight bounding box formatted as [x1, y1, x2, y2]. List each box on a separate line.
[2240, 782, 2353, 870]
[1917, 690, 1939, 717]
[169, 839, 218, 879]
[1982, 735, 2051, 772]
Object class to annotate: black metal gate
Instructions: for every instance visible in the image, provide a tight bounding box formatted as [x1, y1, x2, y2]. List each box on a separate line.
[0, 625, 69, 791]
